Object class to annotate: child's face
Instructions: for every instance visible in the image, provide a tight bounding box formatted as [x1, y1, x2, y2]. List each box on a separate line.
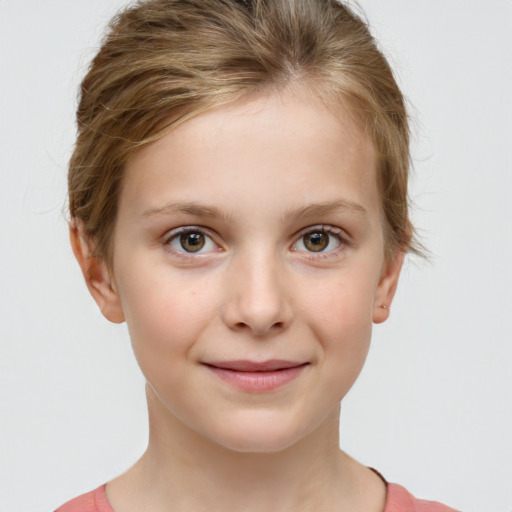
[82, 88, 402, 452]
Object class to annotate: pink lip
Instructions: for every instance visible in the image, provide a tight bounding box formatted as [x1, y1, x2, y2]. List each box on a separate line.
[203, 360, 309, 392]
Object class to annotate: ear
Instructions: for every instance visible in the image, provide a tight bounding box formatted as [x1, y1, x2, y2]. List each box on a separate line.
[372, 250, 405, 324]
[69, 220, 125, 324]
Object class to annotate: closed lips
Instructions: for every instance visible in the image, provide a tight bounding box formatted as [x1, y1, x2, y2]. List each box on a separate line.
[203, 360, 309, 392]
[203, 360, 308, 372]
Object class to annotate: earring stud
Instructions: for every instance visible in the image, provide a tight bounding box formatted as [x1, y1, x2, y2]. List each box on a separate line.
[379, 304, 388, 310]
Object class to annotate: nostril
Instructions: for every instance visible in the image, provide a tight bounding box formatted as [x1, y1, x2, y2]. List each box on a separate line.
[232, 320, 284, 334]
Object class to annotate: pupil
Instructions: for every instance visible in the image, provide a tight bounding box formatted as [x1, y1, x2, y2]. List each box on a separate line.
[180, 232, 205, 252]
[305, 232, 328, 252]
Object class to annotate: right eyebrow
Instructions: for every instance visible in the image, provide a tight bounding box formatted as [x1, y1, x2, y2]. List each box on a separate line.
[141, 201, 233, 221]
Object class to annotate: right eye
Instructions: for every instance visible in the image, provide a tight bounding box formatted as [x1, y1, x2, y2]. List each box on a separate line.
[166, 228, 217, 254]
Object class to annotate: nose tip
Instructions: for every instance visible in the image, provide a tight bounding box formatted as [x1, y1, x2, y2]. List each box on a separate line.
[221, 260, 292, 337]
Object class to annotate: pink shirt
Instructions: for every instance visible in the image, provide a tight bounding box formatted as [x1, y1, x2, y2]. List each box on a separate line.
[55, 481, 459, 511]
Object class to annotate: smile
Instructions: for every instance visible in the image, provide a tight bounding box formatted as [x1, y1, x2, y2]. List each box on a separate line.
[202, 360, 309, 392]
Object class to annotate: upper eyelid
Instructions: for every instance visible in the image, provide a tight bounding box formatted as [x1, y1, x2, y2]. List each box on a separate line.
[164, 223, 345, 235]
[163, 224, 348, 248]
[293, 224, 347, 240]
[165, 225, 216, 240]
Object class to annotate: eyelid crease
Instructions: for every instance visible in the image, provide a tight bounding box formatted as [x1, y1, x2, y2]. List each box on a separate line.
[294, 224, 349, 241]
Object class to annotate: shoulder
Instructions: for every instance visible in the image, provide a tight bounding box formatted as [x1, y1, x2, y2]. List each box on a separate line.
[55, 485, 114, 512]
[385, 482, 460, 512]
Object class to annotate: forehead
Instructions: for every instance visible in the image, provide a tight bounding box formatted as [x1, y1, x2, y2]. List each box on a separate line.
[120, 88, 380, 222]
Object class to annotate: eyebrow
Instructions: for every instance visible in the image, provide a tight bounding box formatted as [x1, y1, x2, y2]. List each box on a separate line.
[282, 199, 368, 222]
[141, 199, 368, 223]
[141, 201, 232, 221]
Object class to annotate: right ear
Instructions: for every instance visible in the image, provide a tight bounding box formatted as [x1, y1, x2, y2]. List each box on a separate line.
[69, 220, 125, 324]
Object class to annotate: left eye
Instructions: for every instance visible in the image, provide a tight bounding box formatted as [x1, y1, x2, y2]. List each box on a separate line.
[293, 229, 342, 253]
[167, 229, 217, 254]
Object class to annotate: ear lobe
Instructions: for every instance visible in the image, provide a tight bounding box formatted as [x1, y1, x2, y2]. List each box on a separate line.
[69, 220, 125, 324]
[372, 250, 405, 324]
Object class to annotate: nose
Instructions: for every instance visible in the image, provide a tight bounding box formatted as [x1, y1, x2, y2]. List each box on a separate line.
[221, 252, 293, 337]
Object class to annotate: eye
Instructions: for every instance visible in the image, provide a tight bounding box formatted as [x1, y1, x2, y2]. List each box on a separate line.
[167, 228, 217, 254]
[293, 227, 343, 253]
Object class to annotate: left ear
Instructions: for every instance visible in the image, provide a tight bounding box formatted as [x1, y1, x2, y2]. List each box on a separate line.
[372, 250, 405, 324]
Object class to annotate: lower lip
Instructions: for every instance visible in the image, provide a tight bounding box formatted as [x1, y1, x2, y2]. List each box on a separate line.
[204, 364, 308, 392]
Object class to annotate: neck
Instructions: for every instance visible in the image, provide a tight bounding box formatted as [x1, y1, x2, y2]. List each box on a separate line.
[106, 386, 384, 512]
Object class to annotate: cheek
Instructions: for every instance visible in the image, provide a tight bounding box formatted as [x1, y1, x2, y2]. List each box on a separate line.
[297, 270, 377, 387]
[299, 267, 377, 333]
[115, 262, 220, 371]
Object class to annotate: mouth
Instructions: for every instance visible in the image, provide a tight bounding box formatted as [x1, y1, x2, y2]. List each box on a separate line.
[202, 360, 309, 392]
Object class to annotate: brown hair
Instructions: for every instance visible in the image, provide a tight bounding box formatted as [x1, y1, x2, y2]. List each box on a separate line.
[69, 0, 418, 267]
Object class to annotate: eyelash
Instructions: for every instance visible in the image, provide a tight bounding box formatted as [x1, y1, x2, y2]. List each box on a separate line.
[163, 225, 349, 260]
[292, 225, 348, 259]
[164, 226, 219, 259]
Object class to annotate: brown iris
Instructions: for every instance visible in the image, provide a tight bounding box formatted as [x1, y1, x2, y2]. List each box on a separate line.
[180, 232, 205, 252]
[303, 231, 329, 252]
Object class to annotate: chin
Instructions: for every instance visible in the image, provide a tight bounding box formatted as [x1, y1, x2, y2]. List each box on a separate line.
[205, 411, 312, 454]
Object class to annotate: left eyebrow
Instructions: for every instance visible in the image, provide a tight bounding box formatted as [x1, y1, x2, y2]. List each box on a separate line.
[281, 199, 369, 223]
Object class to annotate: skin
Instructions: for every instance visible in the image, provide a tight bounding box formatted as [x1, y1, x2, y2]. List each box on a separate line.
[71, 87, 404, 512]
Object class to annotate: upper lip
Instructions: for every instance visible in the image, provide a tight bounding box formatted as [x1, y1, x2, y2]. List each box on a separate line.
[203, 360, 307, 372]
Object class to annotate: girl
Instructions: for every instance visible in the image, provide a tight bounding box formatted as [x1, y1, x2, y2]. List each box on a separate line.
[57, 0, 457, 510]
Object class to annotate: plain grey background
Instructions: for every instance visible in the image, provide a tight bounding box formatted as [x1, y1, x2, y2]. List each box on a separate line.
[1, 1, 511, 511]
